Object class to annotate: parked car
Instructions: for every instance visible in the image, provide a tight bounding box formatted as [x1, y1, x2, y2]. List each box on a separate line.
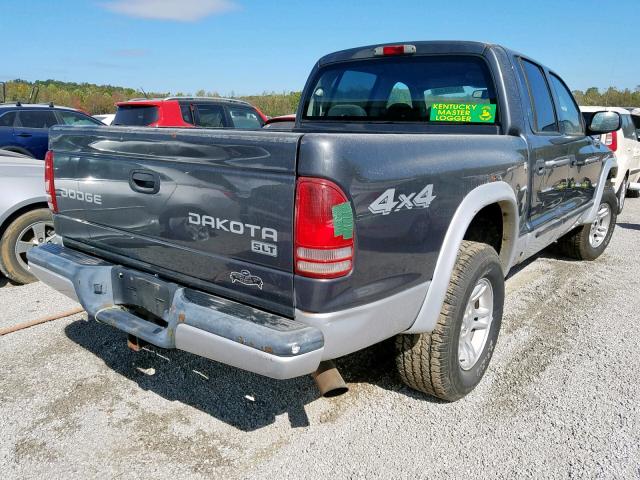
[30, 41, 620, 402]
[581, 106, 640, 209]
[630, 107, 640, 146]
[0, 103, 103, 159]
[263, 114, 296, 129]
[93, 113, 115, 125]
[113, 97, 268, 129]
[0, 149, 55, 284]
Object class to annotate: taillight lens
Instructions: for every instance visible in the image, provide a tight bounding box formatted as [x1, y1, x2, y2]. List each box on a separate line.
[294, 177, 354, 279]
[603, 131, 618, 152]
[44, 150, 58, 213]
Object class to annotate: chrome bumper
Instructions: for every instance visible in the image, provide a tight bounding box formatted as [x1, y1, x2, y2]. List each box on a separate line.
[27, 244, 324, 379]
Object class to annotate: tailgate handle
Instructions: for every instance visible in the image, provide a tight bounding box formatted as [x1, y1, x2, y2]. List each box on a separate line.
[129, 170, 160, 194]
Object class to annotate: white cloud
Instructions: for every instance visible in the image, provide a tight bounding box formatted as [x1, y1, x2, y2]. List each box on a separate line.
[103, 0, 237, 22]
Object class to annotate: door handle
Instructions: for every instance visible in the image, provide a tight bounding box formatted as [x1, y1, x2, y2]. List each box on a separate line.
[129, 170, 160, 194]
[578, 156, 600, 166]
[544, 157, 570, 168]
[16, 132, 32, 138]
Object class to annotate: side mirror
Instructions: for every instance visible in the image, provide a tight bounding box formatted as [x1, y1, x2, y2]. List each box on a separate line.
[588, 111, 620, 135]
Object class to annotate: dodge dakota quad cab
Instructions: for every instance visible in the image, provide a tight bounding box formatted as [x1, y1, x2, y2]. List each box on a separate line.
[29, 41, 621, 401]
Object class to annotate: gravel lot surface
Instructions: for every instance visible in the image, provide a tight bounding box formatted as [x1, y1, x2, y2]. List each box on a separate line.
[1, 200, 640, 479]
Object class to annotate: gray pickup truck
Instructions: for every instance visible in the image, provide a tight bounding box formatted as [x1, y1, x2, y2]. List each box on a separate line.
[29, 41, 621, 401]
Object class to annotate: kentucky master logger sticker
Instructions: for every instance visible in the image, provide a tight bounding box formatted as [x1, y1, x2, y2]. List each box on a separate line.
[368, 185, 436, 215]
[429, 103, 496, 123]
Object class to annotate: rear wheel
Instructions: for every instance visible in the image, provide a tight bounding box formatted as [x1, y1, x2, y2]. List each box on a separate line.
[556, 187, 617, 261]
[0, 208, 55, 284]
[395, 241, 504, 401]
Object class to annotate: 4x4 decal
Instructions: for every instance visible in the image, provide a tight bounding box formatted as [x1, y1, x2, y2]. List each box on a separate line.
[368, 185, 436, 215]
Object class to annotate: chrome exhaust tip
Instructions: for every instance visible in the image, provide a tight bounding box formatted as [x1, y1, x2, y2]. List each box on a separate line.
[312, 360, 348, 398]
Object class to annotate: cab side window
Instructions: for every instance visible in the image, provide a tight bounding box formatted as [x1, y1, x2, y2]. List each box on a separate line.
[194, 104, 227, 128]
[228, 107, 262, 129]
[621, 114, 637, 140]
[520, 59, 558, 133]
[58, 110, 101, 126]
[548, 74, 583, 135]
[17, 110, 58, 129]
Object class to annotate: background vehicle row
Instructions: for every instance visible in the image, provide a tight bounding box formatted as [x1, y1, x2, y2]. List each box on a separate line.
[0, 103, 102, 159]
[581, 106, 640, 211]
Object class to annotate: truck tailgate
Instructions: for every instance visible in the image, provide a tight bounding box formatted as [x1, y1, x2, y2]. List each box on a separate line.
[50, 126, 301, 316]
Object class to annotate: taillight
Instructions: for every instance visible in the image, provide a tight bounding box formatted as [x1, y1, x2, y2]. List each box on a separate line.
[294, 177, 354, 279]
[603, 131, 618, 152]
[44, 150, 58, 213]
[373, 44, 416, 56]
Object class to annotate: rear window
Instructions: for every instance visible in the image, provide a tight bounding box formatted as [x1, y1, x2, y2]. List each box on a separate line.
[303, 55, 498, 124]
[114, 105, 159, 126]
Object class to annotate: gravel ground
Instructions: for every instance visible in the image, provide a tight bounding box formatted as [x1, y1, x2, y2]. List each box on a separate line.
[1, 199, 640, 479]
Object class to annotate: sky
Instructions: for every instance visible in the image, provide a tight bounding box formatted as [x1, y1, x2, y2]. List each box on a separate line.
[1, 0, 638, 95]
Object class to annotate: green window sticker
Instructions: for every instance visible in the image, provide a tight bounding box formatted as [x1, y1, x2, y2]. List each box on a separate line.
[332, 201, 353, 239]
[429, 103, 496, 123]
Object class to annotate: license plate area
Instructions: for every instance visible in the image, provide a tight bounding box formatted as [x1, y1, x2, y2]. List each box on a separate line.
[111, 267, 178, 320]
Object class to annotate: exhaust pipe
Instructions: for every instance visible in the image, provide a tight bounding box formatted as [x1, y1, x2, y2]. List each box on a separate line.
[312, 360, 348, 397]
[127, 334, 147, 352]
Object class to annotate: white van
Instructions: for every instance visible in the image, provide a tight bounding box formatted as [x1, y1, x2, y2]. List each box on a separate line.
[581, 106, 640, 212]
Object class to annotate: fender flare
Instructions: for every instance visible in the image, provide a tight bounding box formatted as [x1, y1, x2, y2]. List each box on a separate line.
[584, 155, 617, 223]
[404, 181, 519, 334]
[0, 197, 48, 234]
[1, 146, 34, 158]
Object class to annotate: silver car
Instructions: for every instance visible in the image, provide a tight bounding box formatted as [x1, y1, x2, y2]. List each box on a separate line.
[0, 149, 54, 283]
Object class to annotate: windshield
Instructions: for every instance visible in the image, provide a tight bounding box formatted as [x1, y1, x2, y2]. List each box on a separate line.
[303, 55, 498, 124]
[114, 105, 159, 126]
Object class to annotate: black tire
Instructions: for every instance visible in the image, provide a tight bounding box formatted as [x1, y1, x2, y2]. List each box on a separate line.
[627, 187, 640, 199]
[0, 208, 54, 284]
[617, 177, 628, 214]
[555, 187, 617, 261]
[395, 241, 504, 401]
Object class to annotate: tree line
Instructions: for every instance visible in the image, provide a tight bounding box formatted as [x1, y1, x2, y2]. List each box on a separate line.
[568, 86, 640, 108]
[1, 79, 301, 117]
[2, 79, 639, 117]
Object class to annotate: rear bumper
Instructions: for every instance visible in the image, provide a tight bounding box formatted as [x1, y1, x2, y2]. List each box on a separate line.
[27, 244, 324, 379]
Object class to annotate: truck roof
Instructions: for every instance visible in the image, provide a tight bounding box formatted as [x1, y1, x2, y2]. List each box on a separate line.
[317, 40, 497, 66]
[316, 40, 550, 73]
